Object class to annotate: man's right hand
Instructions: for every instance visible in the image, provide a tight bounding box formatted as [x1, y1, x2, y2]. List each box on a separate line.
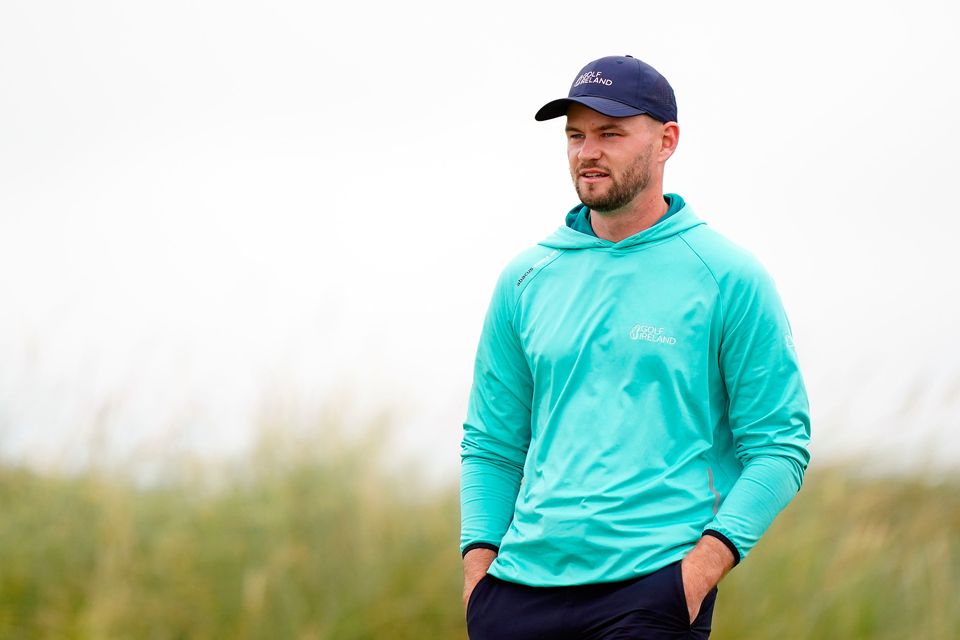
[462, 548, 498, 610]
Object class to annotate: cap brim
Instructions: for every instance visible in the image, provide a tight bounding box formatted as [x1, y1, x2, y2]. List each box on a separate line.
[534, 96, 648, 121]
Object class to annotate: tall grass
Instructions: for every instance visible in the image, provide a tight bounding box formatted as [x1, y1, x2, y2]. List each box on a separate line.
[1, 423, 957, 639]
[0, 422, 464, 640]
[712, 467, 960, 639]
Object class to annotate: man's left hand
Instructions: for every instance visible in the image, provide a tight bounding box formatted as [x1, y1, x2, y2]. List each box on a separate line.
[680, 536, 736, 623]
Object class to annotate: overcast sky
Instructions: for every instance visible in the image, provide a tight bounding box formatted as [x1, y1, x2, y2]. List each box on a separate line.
[1, 0, 958, 481]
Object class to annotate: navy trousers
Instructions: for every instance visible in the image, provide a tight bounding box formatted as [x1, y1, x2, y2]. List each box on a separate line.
[466, 561, 718, 640]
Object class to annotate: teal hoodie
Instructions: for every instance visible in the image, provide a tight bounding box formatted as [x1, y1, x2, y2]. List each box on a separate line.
[460, 198, 811, 587]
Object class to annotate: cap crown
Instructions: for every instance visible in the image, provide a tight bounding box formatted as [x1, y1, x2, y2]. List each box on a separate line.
[534, 55, 677, 123]
[569, 56, 677, 123]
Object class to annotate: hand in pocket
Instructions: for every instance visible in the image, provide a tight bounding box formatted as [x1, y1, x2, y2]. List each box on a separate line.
[679, 559, 703, 623]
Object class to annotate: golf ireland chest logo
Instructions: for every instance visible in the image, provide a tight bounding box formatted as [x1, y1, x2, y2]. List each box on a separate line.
[630, 323, 677, 345]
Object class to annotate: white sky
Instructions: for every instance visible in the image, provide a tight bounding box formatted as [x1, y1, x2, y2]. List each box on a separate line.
[1, 0, 959, 482]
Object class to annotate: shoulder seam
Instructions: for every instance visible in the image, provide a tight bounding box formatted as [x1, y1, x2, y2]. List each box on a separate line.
[513, 249, 566, 308]
[678, 233, 725, 328]
[506, 249, 565, 367]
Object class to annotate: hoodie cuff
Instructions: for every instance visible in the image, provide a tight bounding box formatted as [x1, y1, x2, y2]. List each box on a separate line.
[462, 542, 500, 558]
[703, 529, 741, 566]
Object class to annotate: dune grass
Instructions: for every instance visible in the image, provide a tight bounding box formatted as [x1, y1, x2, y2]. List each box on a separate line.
[711, 467, 960, 639]
[1, 426, 957, 639]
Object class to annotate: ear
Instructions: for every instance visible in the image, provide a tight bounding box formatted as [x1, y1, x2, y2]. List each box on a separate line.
[659, 122, 680, 161]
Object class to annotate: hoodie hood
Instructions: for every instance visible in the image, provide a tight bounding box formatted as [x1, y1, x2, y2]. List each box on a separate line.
[541, 198, 706, 250]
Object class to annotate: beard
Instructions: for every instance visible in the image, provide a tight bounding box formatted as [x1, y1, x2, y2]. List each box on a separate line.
[574, 151, 652, 213]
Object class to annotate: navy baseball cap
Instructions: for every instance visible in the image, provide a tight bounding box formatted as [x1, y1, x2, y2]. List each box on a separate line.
[535, 55, 677, 123]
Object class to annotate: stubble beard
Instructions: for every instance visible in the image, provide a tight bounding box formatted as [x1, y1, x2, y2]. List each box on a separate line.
[574, 151, 653, 214]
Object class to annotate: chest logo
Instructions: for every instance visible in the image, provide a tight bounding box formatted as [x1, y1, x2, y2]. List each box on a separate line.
[629, 324, 677, 345]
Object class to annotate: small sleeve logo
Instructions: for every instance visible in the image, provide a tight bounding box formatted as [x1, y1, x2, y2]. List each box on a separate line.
[516, 250, 560, 287]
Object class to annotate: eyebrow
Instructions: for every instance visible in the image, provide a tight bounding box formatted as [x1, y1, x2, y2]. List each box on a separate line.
[565, 123, 626, 133]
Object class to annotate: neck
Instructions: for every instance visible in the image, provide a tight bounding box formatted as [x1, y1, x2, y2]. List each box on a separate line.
[590, 189, 668, 243]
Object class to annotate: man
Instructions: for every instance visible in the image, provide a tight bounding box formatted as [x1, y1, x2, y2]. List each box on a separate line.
[459, 55, 810, 639]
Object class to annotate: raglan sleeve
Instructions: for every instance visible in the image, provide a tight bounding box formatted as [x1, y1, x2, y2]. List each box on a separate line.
[702, 258, 811, 564]
[459, 267, 533, 557]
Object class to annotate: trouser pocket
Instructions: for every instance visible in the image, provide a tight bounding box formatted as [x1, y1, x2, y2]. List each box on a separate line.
[671, 560, 691, 624]
[466, 574, 493, 620]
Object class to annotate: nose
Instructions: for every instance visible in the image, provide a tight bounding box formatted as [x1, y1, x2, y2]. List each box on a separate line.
[578, 136, 602, 162]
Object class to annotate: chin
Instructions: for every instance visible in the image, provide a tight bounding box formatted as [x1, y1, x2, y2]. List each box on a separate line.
[576, 187, 610, 206]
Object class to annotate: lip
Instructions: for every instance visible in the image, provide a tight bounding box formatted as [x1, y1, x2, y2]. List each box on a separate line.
[578, 171, 610, 184]
[578, 168, 610, 183]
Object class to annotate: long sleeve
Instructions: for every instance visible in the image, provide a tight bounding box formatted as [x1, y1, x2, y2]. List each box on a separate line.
[459, 271, 534, 556]
[703, 259, 811, 563]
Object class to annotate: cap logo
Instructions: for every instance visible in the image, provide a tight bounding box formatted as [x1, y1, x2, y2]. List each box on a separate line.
[573, 71, 613, 87]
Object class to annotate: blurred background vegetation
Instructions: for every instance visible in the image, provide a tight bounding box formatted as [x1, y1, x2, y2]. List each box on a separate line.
[1, 411, 958, 640]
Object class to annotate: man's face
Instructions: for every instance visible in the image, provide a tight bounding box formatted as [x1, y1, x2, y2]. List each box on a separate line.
[565, 103, 663, 214]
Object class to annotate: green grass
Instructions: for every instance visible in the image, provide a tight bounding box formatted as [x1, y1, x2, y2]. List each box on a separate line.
[712, 467, 960, 640]
[1, 427, 957, 639]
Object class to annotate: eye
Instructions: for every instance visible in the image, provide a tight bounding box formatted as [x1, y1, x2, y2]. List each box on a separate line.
[601, 132, 621, 138]
[568, 133, 584, 140]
